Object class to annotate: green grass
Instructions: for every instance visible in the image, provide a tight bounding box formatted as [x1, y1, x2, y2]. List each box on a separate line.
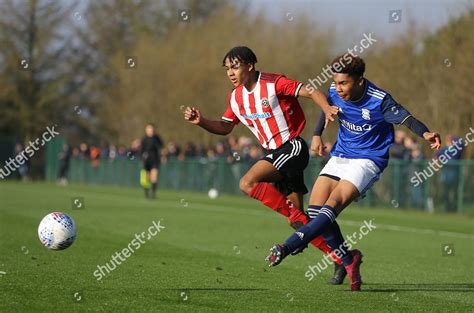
[0, 181, 473, 312]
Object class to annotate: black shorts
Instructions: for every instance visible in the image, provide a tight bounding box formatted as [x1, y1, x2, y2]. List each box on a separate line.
[262, 136, 309, 196]
[143, 157, 160, 171]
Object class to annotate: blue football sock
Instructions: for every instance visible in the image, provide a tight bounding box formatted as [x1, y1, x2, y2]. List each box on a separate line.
[308, 205, 353, 266]
[323, 220, 353, 266]
[284, 205, 337, 254]
[307, 204, 321, 219]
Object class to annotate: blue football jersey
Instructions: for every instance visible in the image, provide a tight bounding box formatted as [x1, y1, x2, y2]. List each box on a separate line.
[328, 80, 409, 171]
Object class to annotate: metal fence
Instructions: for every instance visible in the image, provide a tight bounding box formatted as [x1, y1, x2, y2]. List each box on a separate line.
[50, 155, 474, 214]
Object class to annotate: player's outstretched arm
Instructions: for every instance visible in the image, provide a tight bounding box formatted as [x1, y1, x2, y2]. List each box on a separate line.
[311, 111, 327, 156]
[298, 86, 339, 128]
[403, 117, 441, 150]
[184, 106, 234, 135]
[380, 95, 441, 150]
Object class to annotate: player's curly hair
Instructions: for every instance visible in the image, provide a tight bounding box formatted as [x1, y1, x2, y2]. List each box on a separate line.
[330, 54, 365, 78]
[222, 46, 258, 66]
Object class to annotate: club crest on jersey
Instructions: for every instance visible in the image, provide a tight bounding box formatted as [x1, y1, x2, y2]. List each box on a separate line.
[261, 98, 270, 107]
[361, 109, 371, 120]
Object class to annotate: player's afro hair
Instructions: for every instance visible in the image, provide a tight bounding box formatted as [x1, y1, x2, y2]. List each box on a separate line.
[330, 54, 365, 78]
[222, 46, 258, 66]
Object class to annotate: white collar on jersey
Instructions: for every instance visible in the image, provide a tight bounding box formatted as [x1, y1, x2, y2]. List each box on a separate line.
[244, 71, 261, 94]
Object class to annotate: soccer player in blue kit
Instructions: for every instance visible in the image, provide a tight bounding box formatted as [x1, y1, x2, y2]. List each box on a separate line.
[265, 54, 441, 291]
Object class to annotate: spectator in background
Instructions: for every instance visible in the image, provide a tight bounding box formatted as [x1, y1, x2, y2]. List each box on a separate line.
[228, 136, 239, 162]
[58, 143, 71, 186]
[71, 147, 80, 159]
[390, 130, 409, 159]
[215, 141, 229, 158]
[117, 145, 128, 158]
[108, 144, 117, 160]
[140, 123, 164, 199]
[129, 139, 141, 160]
[207, 148, 217, 161]
[89, 145, 101, 167]
[100, 141, 110, 160]
[391, 132, 412, 207]
[228, 136, 239, 151]
[183, 142, 197, 158]
[408, 141, 425, 208]
[403, 136, 416, 157]
[204, 147, 219, 189]
[238, 136, 253, 148]
[15, 143, 29, 181]
[245, 145, 263, 166]
[167, 142, 181, 159]
[410, 145, 424, 160]
[79, 143, 89, 160]
[238, 136, 253, 161]
[436, 135, 463, 212]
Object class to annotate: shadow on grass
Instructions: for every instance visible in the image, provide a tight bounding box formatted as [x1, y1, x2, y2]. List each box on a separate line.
[358, 283, 474, 292]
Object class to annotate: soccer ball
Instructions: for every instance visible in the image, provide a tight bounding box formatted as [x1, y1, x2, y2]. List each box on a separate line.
[208, 188, 219, 199]
[38, 212, 77, 250]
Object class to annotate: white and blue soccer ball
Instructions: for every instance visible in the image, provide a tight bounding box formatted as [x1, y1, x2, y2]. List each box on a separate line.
[38, 212, 76, 250]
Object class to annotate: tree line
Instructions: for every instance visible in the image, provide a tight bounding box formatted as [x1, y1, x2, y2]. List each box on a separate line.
[1, 0, 472, 158]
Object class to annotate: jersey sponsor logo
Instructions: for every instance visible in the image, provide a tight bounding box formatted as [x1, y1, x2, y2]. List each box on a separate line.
[242, 112, 271, 120]
[362, 109, 371, 120]
[340, 119, 372, 134]
[261, 98, 270, 107]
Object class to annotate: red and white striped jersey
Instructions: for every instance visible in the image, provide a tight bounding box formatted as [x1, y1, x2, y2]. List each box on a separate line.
[221, 72, 306, 150]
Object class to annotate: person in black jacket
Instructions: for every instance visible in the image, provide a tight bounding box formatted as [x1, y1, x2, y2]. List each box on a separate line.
[141, 123, 163, 199]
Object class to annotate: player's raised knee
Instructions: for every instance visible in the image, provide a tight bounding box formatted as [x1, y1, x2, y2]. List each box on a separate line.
[239, 177, 255, 195]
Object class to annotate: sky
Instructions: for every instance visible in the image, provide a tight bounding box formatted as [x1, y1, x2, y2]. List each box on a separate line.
[246, 0, 471, 50]
[65, 0, 471, 52]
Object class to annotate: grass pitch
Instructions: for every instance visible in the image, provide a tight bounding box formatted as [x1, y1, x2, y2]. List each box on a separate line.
[0, 182, 473, 312]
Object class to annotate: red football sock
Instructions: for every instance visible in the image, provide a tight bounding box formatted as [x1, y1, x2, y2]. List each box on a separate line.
[248, 182, 292, 217]
[249, 182, 342, 265]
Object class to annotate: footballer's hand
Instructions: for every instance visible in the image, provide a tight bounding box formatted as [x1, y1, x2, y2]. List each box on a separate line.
[323, 106, 339, 128]
[184, 106, 202, 125]
[310, 136, 325, 156]
[423, 132, 441, 150]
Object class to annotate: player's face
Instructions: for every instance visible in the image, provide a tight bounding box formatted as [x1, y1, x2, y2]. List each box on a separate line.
[224, 58, 253, 87]
[332, 74, 364, 101]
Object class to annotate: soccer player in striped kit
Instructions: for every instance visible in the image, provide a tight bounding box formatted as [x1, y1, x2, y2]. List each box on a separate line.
[183, 46, 347, 284]
[265, 54, 441, 291]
